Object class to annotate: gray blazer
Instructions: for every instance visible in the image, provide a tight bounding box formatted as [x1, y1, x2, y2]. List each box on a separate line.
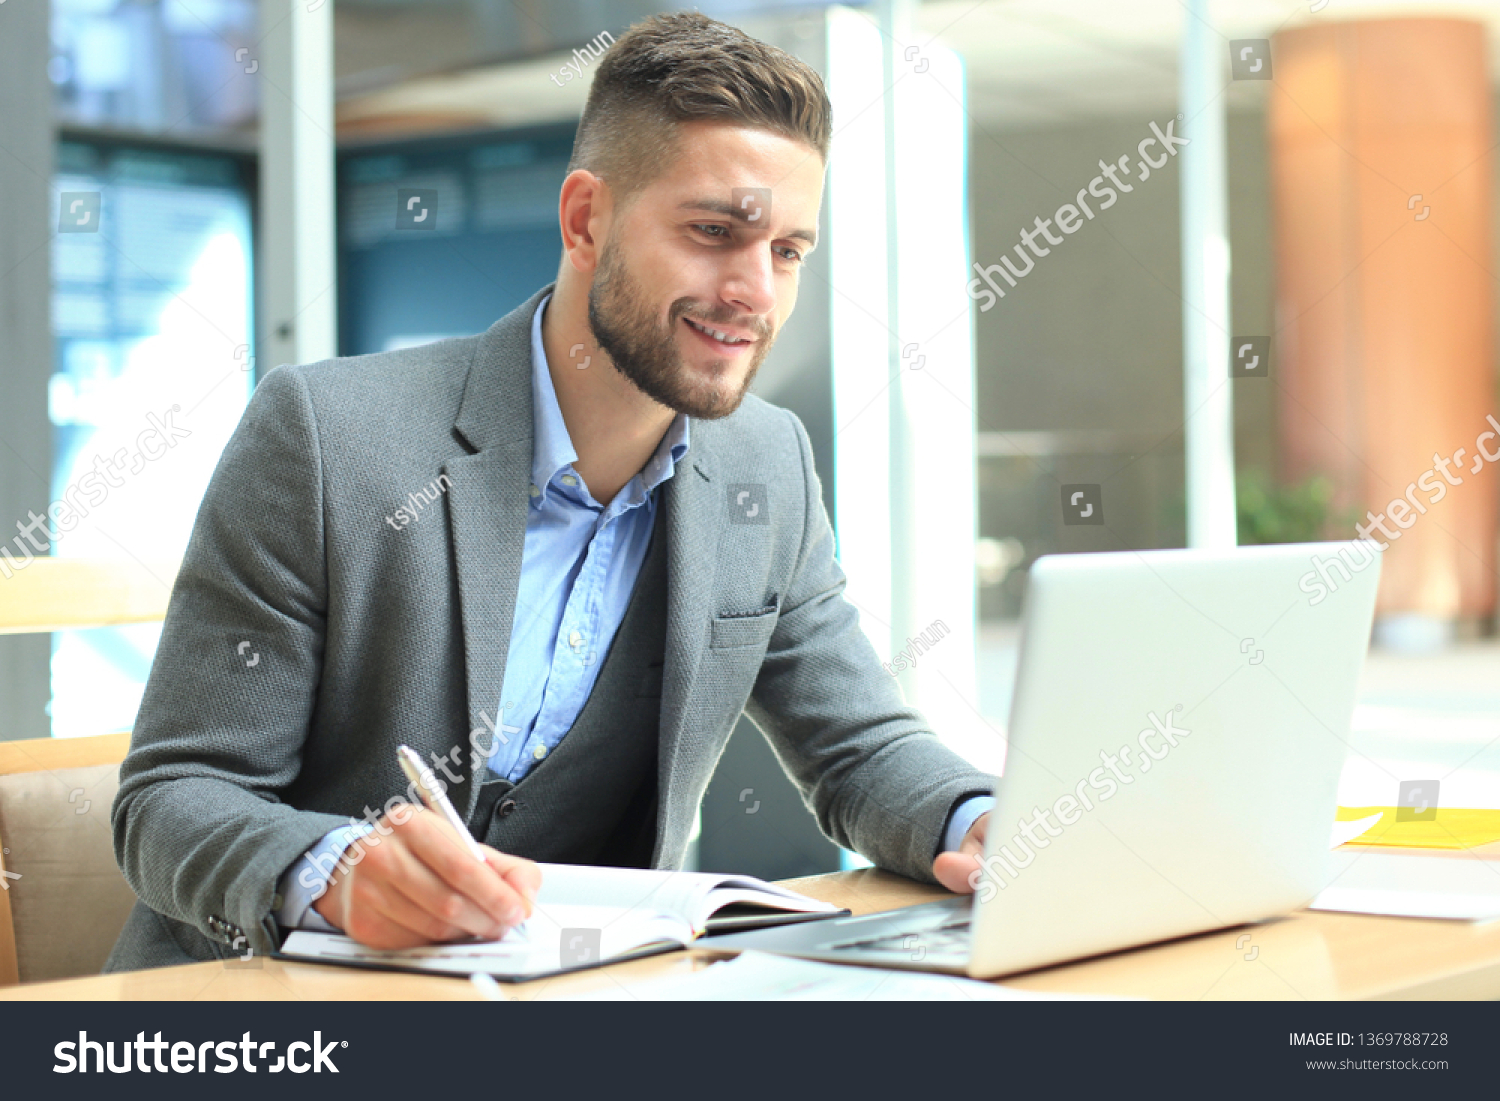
[107, 282, 995, 971]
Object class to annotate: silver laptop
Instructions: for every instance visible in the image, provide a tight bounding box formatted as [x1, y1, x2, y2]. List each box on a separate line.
[708, 541, 1381, 978]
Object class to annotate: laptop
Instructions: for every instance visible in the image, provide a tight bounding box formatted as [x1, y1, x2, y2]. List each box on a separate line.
[707, 541, 1381, 978]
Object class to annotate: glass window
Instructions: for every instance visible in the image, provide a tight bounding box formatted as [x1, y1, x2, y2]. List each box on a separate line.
[50, 0, 258, 135]
[49, 140, 254, 738]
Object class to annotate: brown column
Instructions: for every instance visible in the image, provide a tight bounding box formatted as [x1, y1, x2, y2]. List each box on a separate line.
[1268, 18, 1496, 631]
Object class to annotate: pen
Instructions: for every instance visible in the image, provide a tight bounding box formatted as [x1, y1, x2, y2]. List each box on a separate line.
[396, 743, 488, 862]
[469, 972, 508, 1001]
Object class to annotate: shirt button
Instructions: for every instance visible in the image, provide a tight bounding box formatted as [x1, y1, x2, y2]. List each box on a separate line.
[561, 474, 578, 487]
[532, 744, 548, 760]
[529, 484, 540, 498]
[568, 629, 583, 650]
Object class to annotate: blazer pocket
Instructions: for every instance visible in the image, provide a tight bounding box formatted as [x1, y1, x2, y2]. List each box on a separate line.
[710, 597, 780, 650]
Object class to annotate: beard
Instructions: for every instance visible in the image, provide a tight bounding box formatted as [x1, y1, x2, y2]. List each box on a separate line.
[587, 237, 774, 420]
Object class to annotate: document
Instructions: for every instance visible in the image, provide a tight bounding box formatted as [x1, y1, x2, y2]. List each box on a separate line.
[554, 950, 1126, 1000]
[1333, 805, 1500, 850]
[1311, 850, 1500, 922]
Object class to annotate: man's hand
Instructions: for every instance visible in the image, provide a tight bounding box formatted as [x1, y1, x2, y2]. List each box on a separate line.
[312, 804, 541, 949]
[931, 812, 989, 894]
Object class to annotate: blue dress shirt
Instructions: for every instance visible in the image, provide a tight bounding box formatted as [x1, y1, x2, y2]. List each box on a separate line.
[273, 293, 989, 933]
[483, 294, 688, 780]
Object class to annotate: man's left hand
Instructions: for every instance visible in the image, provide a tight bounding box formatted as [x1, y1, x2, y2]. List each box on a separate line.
[931, 812, 989, 893]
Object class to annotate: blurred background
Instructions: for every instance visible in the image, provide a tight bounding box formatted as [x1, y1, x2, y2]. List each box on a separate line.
[3, 0, 1500, 878]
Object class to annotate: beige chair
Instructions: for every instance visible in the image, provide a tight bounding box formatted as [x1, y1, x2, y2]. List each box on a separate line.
[0, 557, 178, 985]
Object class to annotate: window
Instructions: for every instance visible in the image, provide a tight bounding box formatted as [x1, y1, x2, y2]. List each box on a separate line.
[338, 126, 575, 354]
[49, 140, 254, 738]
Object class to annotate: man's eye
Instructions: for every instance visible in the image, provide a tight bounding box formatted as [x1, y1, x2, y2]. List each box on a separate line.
[694, 224, 729, 239]
[776, 246, 804, 264]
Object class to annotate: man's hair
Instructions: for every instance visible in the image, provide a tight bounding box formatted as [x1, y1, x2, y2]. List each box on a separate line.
[566, 11, 832, 210]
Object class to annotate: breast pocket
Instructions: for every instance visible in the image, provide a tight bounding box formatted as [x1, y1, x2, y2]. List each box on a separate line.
[636, 660, 665, 698]
[709, 595, 780, 650]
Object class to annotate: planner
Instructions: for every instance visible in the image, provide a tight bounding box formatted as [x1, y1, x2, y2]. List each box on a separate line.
[276, 862, 848, 981]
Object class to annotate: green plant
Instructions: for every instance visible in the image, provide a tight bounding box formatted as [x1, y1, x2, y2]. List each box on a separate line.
[1236, 470, 1351, 545]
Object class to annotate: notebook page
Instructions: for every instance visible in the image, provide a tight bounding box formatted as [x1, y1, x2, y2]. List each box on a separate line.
[281, 904, 689, 976]
[535, 865, 727, 926]
[534, 864, 839, 930]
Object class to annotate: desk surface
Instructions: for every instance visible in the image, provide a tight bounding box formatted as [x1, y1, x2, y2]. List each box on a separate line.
[6, 857, 1500, 1001]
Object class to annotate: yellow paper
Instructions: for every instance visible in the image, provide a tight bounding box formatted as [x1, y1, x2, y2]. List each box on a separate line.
[1334, 806, 1500, 850]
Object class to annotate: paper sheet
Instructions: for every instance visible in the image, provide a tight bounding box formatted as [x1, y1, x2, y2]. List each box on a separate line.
[1329, 813, 1384, 848]
[281, 904, 687, 977]
[554, 950, 1126, 1001]
[1311, 850, 1500, 922]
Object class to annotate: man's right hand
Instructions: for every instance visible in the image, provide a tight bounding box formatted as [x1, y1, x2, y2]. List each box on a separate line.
[312, 804, 541, 949]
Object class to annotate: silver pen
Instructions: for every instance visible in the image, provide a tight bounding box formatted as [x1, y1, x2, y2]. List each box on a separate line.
[396, 743, 488, 862]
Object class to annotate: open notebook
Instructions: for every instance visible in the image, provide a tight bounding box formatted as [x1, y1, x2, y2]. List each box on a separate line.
[276, 863, 848, 981]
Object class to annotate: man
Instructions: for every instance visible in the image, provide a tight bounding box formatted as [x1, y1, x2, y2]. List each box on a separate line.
[107, 11, 994, 969]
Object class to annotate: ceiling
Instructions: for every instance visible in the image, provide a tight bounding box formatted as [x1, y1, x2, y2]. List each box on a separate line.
[920, 0, 1500, 127]
[333, 0, 1500, 138]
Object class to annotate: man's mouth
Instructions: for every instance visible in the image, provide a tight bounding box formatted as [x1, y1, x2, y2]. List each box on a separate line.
[683, 316, 755, 347]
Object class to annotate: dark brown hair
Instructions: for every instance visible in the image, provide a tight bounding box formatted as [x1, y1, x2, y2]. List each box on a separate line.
[566, 11, 832, 209]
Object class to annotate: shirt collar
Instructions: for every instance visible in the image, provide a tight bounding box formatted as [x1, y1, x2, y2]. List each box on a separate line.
[529, 293, 690, 504]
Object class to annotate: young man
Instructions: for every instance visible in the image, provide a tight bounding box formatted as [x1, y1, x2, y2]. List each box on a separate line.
[107, 11, 994, 969]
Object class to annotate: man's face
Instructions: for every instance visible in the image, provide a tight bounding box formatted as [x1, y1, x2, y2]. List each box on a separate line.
[587, 121, 824, 420]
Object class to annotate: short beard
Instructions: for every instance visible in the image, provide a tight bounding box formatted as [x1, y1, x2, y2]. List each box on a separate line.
[587, 238, 773, 420]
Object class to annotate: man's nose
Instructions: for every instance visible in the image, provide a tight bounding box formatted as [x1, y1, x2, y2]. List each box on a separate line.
[719, 244, 777, 318]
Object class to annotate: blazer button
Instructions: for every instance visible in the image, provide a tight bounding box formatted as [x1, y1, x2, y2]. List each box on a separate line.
[497, 798, 517, 819]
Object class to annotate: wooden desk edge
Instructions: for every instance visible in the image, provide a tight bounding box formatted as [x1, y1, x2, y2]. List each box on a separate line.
[5, 861, 1500, 1001]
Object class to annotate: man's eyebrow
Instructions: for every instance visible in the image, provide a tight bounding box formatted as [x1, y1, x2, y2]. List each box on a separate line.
[678, 198, 818, 248]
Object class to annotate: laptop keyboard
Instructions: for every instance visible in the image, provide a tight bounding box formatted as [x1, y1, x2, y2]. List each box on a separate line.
[831, 917, 973, 955]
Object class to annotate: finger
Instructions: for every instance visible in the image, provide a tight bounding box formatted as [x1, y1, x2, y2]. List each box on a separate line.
[482, 849, 542, 914]
[335, 828, 497, 941]
[962, 813, 990, 855]
[399, 810, 529, 925]
[932, 851, 981, 894]
[414, 804, 489, 862]
[363, 877, 472, 944]
[382, 836, 514, 939]
[341, 876, 467, 949]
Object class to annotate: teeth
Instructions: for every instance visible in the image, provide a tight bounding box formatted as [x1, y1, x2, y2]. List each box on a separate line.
[687, 317, 747, 345]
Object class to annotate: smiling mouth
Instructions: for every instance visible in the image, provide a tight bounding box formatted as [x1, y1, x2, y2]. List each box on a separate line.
[683, 316, 754, 347]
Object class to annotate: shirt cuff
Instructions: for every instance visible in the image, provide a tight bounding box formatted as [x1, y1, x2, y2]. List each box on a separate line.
[274, 821, 376, 933]
[942, 795, 995, 854]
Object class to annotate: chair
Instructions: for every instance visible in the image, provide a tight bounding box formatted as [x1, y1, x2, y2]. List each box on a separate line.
[0, 557, 178, 985]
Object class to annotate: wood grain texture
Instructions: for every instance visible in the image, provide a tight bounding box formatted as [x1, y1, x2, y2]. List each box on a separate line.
[0, 846, 16, 987]
[0, 733, 132, 777]
[5, 861, 1500, 1000]
[0, 558, 179, 635]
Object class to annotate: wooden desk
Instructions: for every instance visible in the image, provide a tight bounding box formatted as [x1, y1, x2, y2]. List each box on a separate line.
[5, 859, 1500, 1001]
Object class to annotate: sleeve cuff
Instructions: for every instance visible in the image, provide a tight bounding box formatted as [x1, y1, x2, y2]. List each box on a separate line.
[941, 795, 995, 855]
[273, 821, 376, 933]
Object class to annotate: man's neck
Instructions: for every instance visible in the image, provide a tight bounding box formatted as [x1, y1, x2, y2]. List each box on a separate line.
[540, 286, 677, 507]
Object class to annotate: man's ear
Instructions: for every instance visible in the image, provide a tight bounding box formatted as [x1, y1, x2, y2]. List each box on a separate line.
[558, 169, 610, 278]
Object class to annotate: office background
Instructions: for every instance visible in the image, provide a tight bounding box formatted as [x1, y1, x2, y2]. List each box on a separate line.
[3, 0, 1500, 879]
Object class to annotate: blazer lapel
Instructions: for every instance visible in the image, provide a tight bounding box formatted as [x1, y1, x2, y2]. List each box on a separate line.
[443, 281, 723, 821]
[446, 284, 552, 817]
[659, 441, 721, 795]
